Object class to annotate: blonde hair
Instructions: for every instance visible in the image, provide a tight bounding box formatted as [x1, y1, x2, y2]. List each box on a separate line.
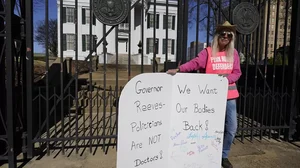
[211, 32, 235, 62]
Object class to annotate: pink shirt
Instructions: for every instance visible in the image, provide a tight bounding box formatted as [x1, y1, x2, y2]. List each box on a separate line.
[179, 49, 242, 84]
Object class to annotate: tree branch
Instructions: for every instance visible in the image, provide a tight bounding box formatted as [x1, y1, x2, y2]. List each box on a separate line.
[35, 19, 58, 56]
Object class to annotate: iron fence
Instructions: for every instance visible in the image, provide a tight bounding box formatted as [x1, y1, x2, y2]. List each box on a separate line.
[1, 0, 300, 167]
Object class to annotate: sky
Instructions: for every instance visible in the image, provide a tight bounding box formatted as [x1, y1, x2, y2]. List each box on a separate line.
[31, 0, 211, 54]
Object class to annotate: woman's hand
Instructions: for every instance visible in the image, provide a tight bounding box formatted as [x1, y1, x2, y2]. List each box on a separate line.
[166, 68, 179, 75]
[166, 61, 181, 75]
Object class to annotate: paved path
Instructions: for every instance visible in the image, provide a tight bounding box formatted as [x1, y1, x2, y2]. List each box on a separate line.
[1, 139, 299, 168]
[230, 139, 300, 168]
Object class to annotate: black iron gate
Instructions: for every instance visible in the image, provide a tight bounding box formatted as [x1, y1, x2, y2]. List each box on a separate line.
[1, 0, 300, 167]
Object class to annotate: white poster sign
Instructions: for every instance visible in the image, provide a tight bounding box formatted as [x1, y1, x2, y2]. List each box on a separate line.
[117, 73, 228, 168]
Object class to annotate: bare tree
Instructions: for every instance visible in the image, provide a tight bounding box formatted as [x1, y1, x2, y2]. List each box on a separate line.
[188, 0, 240, 38]
[35, 19, 58, 57]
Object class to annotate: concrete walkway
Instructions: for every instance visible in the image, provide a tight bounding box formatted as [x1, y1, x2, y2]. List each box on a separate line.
[1, 139, 300, 168]
[229, 139, 300, 168]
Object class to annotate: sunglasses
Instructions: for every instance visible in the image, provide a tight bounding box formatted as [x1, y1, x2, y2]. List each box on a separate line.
[219, 31, 233, 38]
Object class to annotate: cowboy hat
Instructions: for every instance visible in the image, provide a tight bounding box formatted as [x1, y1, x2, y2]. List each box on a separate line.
[216, 21, 236, 33]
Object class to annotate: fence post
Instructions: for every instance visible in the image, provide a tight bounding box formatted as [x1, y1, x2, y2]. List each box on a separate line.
[286, 0, 300, 141]
[26, 0, 34, 158]
[0, 0, 7, 162]
[181, 0, 188, 64]
[176, 0, 183, 64]
[5, 0, 17, 167]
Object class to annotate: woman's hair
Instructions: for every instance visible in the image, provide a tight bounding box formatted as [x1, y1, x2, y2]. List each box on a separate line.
[211, 31, 235, 62]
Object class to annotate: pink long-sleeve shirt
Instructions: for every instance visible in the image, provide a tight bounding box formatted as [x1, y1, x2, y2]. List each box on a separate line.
[179, 49, 242, 84]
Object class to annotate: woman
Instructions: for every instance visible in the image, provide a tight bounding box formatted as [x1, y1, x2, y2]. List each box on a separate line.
[167, 21, 241, 168]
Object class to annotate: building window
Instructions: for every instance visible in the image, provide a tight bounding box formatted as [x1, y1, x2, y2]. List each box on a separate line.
[163, 15, 175, 30]
[86, 9, 90, 23]
[63, 34, 75, 51]
[147, 14, 159, 29]
[146, 38, 159, 54]
[82, 35, 96, 51]
[66, 8, 74, 22]
[82, 8, 96, 25]
[163, 39, 175, 54]
[63, 7, 75, 23]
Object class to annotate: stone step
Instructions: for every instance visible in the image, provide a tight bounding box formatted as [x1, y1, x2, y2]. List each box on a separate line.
[70, 106, 117, 113]
[73, 91, 117, 107]
[74, 98, 115, 108]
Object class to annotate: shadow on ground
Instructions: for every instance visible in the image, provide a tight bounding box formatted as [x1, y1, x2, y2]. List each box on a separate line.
[1, 138, 300, 168]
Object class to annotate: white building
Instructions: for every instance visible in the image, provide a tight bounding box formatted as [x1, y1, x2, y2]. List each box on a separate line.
[57, 0, 178, 65]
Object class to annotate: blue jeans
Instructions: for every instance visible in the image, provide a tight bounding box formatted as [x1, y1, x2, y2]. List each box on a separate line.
[222, 99, 237, 158]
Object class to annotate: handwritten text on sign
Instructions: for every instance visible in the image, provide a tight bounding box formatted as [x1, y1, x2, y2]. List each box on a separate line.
[117, 73, 228, 168]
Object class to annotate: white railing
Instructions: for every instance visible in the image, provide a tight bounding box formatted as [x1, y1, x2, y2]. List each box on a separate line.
[119, 23, 129, 31]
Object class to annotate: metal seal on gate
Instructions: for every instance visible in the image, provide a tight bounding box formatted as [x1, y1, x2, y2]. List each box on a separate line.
[232, 2, 260, 35]
[93, 0, 130, 26]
